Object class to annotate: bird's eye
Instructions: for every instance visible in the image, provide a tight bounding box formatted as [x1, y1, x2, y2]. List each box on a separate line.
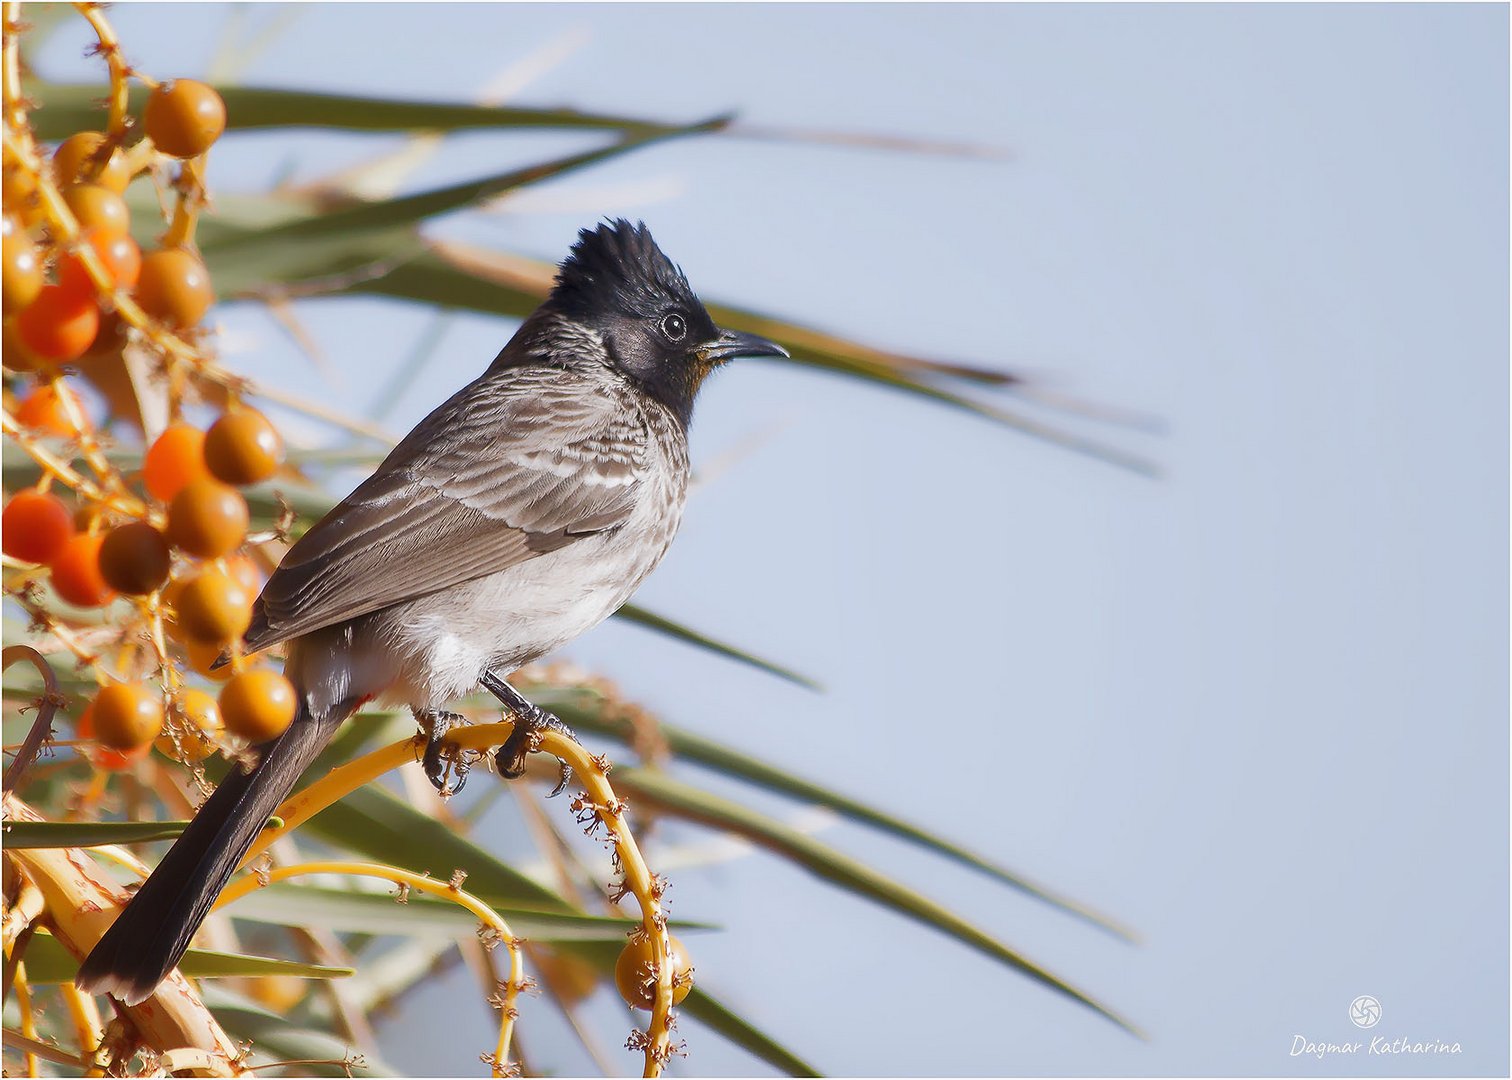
[660, 312, 687, 342]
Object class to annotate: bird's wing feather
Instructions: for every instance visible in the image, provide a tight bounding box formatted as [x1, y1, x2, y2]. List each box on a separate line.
[244, 366, 650, 653]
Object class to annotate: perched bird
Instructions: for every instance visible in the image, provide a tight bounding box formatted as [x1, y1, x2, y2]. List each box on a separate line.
[76, 219, 787, 1005]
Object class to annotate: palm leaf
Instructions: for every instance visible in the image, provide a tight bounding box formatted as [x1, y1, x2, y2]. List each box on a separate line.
[201, 986, 397, 1078]
[3, 819, 190, 847]
[532, 687, 1135, 940]
[20, 933, 352, 984]
[225, 881, 679, 942]
[350, 245, 1155, 473]
[298, 782, 575, 915]
[614, 765, 1141, 1037]
[28, 82, 730, 142]
[198, 119, 727, 295]
[614, 604, 820, 690]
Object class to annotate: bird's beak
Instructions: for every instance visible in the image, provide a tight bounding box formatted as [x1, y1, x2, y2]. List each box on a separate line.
[700, 328, 790, 365]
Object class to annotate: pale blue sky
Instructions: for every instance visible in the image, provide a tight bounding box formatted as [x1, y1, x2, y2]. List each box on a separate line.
[33, 4, 1509, 1076]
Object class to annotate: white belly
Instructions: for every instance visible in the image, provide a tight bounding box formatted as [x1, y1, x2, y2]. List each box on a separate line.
[286, 467, 685, 716]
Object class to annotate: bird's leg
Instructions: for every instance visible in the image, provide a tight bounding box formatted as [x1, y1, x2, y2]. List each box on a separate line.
[414, 708, 470, 797]
[481, 671, 577, 796]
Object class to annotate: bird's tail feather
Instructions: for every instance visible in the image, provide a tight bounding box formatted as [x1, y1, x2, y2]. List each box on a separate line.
[75, 695, 354, 1005]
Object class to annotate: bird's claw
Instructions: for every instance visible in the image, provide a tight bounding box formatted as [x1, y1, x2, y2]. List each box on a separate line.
[415, 709, 470, 798]
[548, 759, 572, 798]
[495, 701, 577, 796]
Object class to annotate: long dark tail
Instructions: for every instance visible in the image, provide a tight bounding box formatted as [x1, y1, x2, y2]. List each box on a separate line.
[75, 696, 353, 1004]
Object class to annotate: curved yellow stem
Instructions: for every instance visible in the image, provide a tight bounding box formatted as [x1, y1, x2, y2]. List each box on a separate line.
[10, 957, 38, 1076]
[72, 3, 130, 139]
[243, 723, 679, 1076]
[60, 980, 106, 1076]
[214, 861, 523, 1078]
[90, 842, 152, 878]
[240, 737, 422, 867]
[2, 3, 25, 134]
[448, 726, 679, 1076]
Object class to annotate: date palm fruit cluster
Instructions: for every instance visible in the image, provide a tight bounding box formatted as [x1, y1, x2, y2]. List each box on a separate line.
[3, 33, 692, 1021]
[3, 73, 298, 772]
[5, 81, 221, 362]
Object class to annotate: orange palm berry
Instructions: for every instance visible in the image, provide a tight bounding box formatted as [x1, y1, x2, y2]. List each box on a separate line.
[155, 688, 223, 763]
[14, 381, 88, 437]
[167, 478, 248, 559]
[57, 228, 142, 303]
[2, 489, 74, 564]
[205, 409, 284, 486]
[246, 975, 308, 1012]
[219, 670, 298, 743]
[183, 638, 236, 682]
[60, 184, 131, 238]
[136, 248, 214, 327]
[50, 532, 115, 607]
[144, 80, 227, 159]
[52, 132, 131, 192]
[2, 215, 43, 315]
[88, 682, 165, 750]
[144, 424, 210, 502]
[173, 567, 253, 645]
[76, 704, 151, 770]
[614, 933, 693, 1010]
[4, 166, 41, 225]
[15, 287, 101, 364]
[223, 552, 263, 598]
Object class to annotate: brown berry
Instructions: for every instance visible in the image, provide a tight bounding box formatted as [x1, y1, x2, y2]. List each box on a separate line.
[98, 521, 172, 595]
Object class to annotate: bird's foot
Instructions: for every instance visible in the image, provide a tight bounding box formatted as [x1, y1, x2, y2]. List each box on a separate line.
[415, 709, 470, 797]
[482, 671, 580, 797]
[496, 700, 577, 797]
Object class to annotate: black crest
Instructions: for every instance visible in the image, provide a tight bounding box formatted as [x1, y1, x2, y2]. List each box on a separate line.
[548, 219, 697, 320]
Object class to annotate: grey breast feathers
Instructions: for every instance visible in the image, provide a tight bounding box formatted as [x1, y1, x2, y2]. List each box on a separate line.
[243, 365, 658, 654]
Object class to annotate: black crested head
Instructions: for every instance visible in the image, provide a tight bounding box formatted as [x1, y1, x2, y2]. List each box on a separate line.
[549, 219, 698, 321]
[541, 219, 788, 428]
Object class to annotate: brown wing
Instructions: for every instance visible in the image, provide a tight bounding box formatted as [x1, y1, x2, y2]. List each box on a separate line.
[243, 365, 650, 654]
